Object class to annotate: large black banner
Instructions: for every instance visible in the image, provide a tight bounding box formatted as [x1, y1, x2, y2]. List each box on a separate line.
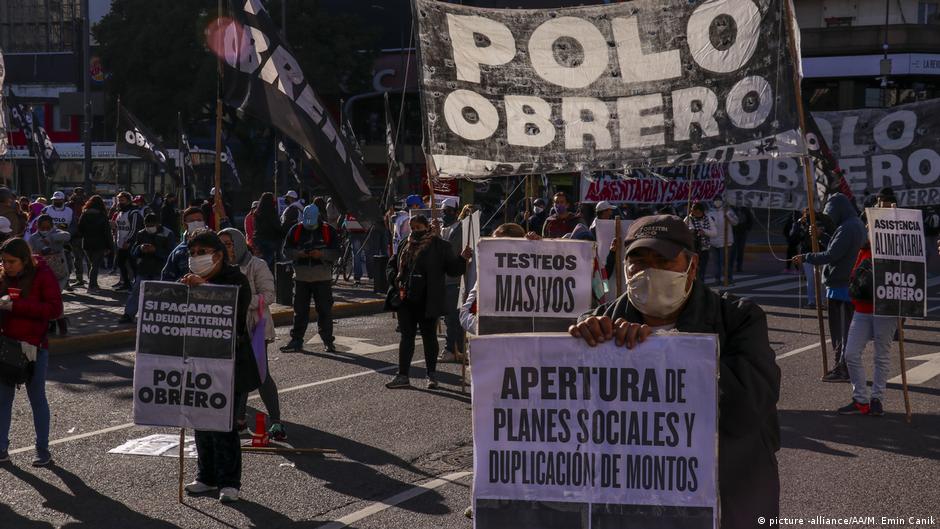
[218, 0, 380, 221]
[116, 104, 169, 170]
[414, 0, 803, 179]
[727, 98, 940, 208]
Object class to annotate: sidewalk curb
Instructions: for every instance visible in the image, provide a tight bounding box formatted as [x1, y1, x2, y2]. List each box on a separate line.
[48, 299, 386, 356]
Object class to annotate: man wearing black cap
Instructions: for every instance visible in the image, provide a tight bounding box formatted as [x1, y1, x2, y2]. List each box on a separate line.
[569, 215, 781, 529]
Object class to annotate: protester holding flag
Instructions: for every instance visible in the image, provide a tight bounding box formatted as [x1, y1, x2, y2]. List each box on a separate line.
[219, 228, 285, 441]
[0, 237, 64, 467]
[569, 215, 780, 529]
[252, 193, 282, 269]
[181, 230, 258, 503]
[280, 204, 339, 353]
[77, 195, 113, 291]
[384, 215, 472, 390]
[793, 193, 866, 382]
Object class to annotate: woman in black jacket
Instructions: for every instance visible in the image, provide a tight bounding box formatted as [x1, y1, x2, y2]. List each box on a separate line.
[252, 192, 283, 269]
[385, 215, 471, 390]
[77, 195, 114, 290]
[181, 230, 259, 503]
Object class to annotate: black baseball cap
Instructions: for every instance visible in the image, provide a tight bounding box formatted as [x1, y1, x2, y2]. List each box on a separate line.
[624, 215, 695, 259]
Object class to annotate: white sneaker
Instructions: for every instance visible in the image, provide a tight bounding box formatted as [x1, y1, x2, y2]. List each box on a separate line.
[219, 487, 239, 503]
[184, 481, 217, 494]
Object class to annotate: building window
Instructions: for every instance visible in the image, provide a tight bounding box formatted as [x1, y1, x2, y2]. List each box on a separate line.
[52, 105, 72, 132]
[919, 2, 939, 23]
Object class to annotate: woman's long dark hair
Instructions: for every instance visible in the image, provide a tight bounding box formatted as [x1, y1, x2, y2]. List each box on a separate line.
[83, 194, 107, 213]
[255, 192, 280, 228]
[0, 238, 37, 292]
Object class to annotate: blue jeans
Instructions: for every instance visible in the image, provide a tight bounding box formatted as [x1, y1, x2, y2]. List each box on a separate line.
[844, 313, 897, 404]
[0, 348, 51, 455]
[350, 234, 367, 280]
[255, 239, 278, 270]
[802, 263, 816, 305]
[124, 274, 159, 318]
[711, 246, 734, 283]
[444, 283, 465, 354]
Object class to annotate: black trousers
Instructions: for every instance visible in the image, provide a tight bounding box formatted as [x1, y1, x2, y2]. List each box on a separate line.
[116, 247, 133, 286]
[291, 280, 334, 344]
[397, 303, 439, 378]
[194, 392, 244, 489]
[827, 298, 855, 366]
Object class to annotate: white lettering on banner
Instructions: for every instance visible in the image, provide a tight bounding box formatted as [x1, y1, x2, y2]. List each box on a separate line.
[618, 94, 666, 148]
[908, 149, 940, 185]
[612, 17, 681, 83]
[769, 158, 801, 190]
[505, 96, 555, 148]
[471, 334, 718, 518]
[725, 76, 772, 129]
[839, 116, 869, 157]
[223, 23, 269, 74]
[528, 17, 609, 89]
[873, 110, 916, 150]
[871, 154, 904, 188]
[686, 0, 760, 73]
[445, 90, 500, 141]
[672, 87, 720, 141]
[563, 98, 612, 150]
[260, 46, 304, 99]
[447, 14, 516, 85]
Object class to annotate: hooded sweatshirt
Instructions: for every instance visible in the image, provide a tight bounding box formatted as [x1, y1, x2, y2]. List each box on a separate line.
[804, 193, 865, 289]
[219, 228, 276, 341]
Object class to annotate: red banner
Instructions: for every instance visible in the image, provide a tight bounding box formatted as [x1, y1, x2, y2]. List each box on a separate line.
[581, 176, 726, 204]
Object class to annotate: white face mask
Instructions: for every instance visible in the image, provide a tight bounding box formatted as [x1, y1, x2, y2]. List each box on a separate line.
[189, 254, 216, 277]
[533, 206, 544, 214]
[145, 226, 158, 234]
[626, 260, 693, 319]
[713, 200, 724, 209]
[186, 220, 206, 232]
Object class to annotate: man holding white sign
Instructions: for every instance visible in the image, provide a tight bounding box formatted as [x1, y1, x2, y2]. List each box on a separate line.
[570, 215, 781, 529]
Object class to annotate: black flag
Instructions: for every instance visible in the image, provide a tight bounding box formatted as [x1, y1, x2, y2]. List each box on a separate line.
[116, 104, 169, 170]
[278, 140, 302, 184]
[804, 114, 855, 206]
[7, 91, 58, 176]
[222, 143, 241, 185]
[0, 49, 7, 156]
[217, 0, 380, 221]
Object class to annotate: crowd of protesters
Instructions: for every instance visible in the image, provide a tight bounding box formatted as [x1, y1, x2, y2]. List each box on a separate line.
[0, 179, 934, 520]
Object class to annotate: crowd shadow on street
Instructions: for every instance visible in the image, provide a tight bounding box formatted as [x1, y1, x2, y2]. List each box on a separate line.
[779, 409, 940, 460]
[2, 464, 179, 528]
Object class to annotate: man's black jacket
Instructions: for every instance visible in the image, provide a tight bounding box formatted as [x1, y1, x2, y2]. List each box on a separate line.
[581, 281, 781, 529]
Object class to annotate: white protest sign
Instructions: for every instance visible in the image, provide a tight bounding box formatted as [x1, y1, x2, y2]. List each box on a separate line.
[460, 210, 482, 303]
[133, 281, 238, 432]
[476, 238, 593, 333]
[470, 333, 718, 528]
[867, 208, 927, 318]
[109, 434, 197, 459]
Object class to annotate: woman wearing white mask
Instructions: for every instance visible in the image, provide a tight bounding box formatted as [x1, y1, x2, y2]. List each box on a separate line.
[161, 207, 207, 282]
[569, 214, 781, 529]
[181, 230, 259, 503]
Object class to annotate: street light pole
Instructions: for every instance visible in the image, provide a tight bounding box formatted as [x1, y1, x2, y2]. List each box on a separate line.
[82, 0, 92, 191]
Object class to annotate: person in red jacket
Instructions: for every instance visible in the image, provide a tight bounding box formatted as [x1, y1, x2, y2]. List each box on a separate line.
[837, 239, 898, 417]
[0, 237, 64, 466]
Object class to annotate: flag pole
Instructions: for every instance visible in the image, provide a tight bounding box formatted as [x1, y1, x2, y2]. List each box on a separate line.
[614, 216, 624, 297]
[784, 0, 829, 376]
[177, 112, 187, 207]
[213, 0, 224, 230]
[115, 96, 122, 191]
[178, 427, 185, 503]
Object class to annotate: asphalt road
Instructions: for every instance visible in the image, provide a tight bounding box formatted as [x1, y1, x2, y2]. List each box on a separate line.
[2, 266, 939, 528]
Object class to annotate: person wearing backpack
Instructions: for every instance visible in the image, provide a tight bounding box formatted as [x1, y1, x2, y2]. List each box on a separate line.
[837, 239, 896, 417]
[0, 237, 64, 466]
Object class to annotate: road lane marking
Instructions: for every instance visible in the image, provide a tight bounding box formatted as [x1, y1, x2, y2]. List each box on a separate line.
[888, 352, 940, 385]
[10, 343, 423, 456]
[775, 339, 831, 361]
[318, 471, 473, 529]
